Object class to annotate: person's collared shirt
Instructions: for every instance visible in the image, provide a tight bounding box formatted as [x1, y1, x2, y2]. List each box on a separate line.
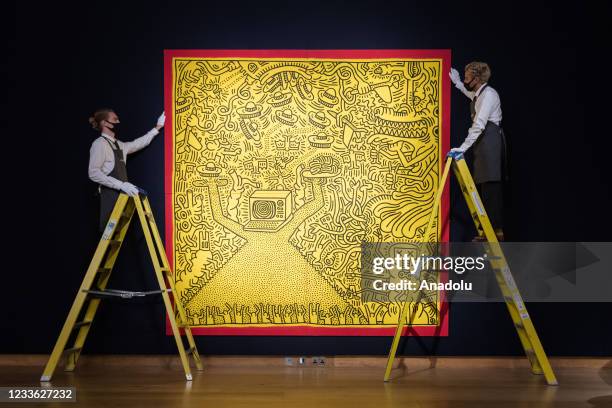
[88, 128, 159, 190]
[454, 81, 503, 151]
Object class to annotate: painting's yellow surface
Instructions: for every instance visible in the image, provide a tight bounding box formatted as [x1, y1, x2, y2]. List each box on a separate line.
[170, 57, 443, 329]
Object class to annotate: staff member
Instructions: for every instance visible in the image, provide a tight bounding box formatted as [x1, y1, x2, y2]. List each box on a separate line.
[449, 62, 506, 241]
[88, 109, 165, 231]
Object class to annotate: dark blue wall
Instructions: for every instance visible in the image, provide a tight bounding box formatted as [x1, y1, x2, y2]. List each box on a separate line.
[9, 0, 611, 356]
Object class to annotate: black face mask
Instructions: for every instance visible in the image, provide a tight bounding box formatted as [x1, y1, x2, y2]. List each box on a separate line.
[464, 79, 477, 92]
[106, 121, 119, 134]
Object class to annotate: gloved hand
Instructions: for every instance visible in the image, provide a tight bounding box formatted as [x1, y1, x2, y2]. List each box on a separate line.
[447, 147, 467, 158]
[449, 68, 461, 86]
[156, 112, 165, 129]
[120, 181, 139, 197]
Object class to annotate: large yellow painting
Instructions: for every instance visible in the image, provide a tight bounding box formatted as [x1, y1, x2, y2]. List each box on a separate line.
[164, 50, 450, 335]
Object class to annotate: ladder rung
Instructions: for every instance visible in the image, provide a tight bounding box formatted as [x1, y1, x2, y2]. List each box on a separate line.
[83, 288, 171, 299]
[62, 347, 81, 356]
[108, 240, 122, 246]
[185, 346, 194, 355]
[73, 320, 92, 329]
[97, 267, 111, 275]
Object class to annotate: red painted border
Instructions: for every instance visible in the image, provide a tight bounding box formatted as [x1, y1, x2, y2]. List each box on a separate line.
[164, 49, 451, 336]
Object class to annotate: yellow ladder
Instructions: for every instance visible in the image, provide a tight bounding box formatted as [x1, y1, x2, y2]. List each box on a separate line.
[40, 192, 203, 382]
[383, 152, 558, 385]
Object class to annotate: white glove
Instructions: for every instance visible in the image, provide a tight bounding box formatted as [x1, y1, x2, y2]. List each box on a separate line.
[449, 68, 461, 86]
[120, 181, 139, 197]
[449, 147, 466, 154]
[156, 112, 165, 128]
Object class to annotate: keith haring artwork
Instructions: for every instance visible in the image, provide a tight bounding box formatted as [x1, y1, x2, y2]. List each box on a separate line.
[164, 50, 450, 335]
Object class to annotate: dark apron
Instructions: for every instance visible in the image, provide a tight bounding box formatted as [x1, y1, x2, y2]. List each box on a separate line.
[99, 137, 128, 231]
[470, 85, 508, 184]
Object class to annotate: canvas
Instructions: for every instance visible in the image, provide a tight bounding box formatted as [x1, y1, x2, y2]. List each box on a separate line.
[164, 50, 450, 335]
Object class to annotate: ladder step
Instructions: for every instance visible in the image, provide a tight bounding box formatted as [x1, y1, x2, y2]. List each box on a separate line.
[62, 347, 81, 356]
[108, 239, 122, 246]
[73, 320, 92, 329]
[83, 288, 171, 299]
[185, 346, 195, 355]
[97, 267, 111, 275]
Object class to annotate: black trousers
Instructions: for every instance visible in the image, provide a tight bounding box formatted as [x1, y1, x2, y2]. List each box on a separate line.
[477, 181, 504, 230]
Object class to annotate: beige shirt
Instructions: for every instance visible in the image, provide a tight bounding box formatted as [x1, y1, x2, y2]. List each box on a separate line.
[88, 128, 159, 190]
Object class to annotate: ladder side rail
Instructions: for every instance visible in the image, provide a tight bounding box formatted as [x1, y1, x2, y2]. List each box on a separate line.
[133, 195, 194, 381]
[41, 195, 131, 382]
[139, 196, 203, 370]
[65, 197, 136, 371]
[452, 156, 557, 385]
[383, 157, 453, 381]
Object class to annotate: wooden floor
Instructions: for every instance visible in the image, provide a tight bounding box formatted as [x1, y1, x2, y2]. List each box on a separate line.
[1, 356, 611, 407]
